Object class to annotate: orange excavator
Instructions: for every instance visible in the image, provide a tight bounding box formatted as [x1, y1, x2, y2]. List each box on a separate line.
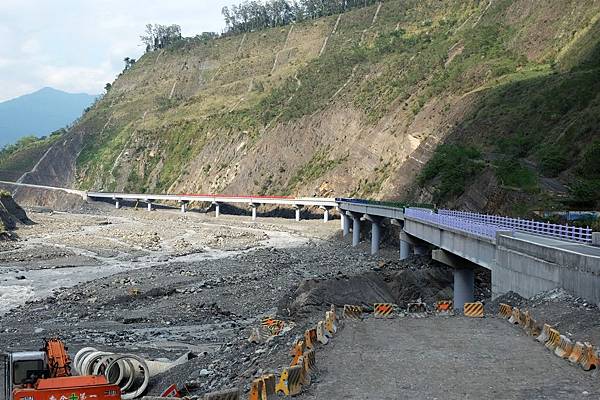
[1, 338, 121, 400]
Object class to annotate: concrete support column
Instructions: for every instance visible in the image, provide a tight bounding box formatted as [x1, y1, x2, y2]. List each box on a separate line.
[251, 204, 257, 221]
[180, 202, 187, 213]
[115, 200, 121, 209]
[400, 239, 411, 260]
[454, 268, 475, 312]
[352, 214, 361, 247]
[295, 206, 301, 222]
[323, 207, 330, 223]
[342, 213, 350, 237]
[370, 219, 382, 255]
[337, 207, 343, 229]
[147, 202, 153, 212]
[214, 202, 220, 218]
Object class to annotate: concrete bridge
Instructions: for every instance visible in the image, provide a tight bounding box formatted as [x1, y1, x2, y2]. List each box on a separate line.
[337, 198, 600, 308]
[1, 180, 599, 307]
[86, 191, 339, 222]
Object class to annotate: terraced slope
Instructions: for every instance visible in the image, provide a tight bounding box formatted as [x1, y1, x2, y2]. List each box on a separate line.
[16, 0, 600, 213]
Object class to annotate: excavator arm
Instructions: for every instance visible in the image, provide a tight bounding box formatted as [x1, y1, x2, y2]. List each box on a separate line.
[43, 338, 72, 378]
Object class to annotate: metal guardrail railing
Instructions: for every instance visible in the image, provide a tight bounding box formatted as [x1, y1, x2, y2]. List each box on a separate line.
[438, 210, 593, 243]
[336, 198, 434, 210]
[405, 208, 511, 240]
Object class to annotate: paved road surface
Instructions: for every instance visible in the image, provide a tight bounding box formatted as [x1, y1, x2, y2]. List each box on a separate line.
[298, 317, 600, 399]
[514, 232, 600, 257]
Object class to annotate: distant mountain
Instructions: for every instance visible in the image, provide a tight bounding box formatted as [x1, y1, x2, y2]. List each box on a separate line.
[0, 87, 97, 147]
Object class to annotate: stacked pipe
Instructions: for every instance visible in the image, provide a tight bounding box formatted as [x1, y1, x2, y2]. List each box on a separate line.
[73, 347, 150, 399]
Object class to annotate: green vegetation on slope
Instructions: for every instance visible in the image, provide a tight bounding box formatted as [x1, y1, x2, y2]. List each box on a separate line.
[0, 131, 63, 181]
[65, 0, 600, 214]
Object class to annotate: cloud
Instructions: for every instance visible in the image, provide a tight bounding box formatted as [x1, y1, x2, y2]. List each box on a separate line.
[0, 0, 235, 101]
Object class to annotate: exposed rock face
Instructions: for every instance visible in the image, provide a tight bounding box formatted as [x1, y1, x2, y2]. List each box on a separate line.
[0, 193, 32, 237]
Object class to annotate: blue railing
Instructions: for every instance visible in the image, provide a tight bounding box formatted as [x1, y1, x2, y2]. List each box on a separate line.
[438, 210, 593, 243]
[405, 208, 509, 240]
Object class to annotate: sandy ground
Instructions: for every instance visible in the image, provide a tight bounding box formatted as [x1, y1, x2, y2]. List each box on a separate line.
[297, 316, 600, 400]
[0, 207, 336, 315]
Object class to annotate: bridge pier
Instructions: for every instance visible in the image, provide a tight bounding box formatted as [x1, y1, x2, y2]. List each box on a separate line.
[454, 268, 475, 311]
[214, 202, 220, 218]
[147, 201, 154, 211]
[180, 201, 188, 213]
[251, 204, 257, 221]
[337, 207, 343, 229]
[295, 206, 301, 222]
[115, 199, 121, 209]
[432, 249, 475, 311]
[399, 231, 423, 260]
[365, 215, 383, 255]
[350, 212, 361, 247]
[400, 240, 411, 260]
[321, 206, 330, 223]
[342, 212, 350, 237]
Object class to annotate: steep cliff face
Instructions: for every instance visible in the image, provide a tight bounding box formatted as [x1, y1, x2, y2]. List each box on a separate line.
[18, 0, 600, 213]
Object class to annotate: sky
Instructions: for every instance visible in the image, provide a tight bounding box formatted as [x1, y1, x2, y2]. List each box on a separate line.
[0, 0, 237, 102]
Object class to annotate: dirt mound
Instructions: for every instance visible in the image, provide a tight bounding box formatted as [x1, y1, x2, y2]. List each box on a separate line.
[0, 193, 32, 237]
[280, 264, 491, 317]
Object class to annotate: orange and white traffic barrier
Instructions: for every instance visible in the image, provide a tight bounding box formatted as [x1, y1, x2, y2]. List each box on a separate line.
[579, 342, 599, 371]
[544, 328, 561, 351]
[290, 339, 306, 367]
[498, 303, 512, 318]
[316, 321, 330, 345]
[304, 328, 317, 350]
[568, 341, 586, 364]
[508, 307, 521, 325]
[554, 335, 574, 359]
[435, 300, 453, 315]
[536, 324, 552, 343]
[324, 311, 337, 334]
[374, 303, 395, 318]
[522, 311, 540, 337]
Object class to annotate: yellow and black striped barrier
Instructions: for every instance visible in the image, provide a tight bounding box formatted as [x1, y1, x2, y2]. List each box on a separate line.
[343, 304, 364, 320]
[544, 328, 561, 351]
[463, 302, 484, 318]
[276, 365, 303, 396]
[498, 303, 512, 318]
[249, 374, 276, 400]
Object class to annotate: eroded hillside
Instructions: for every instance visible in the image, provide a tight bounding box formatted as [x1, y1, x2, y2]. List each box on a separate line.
[16, 0, 600, 214]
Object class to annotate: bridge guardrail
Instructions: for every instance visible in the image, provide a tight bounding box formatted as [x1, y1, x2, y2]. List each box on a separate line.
[405, 208, 511, 240]
[439, 210, 593, 243]
[336, 198, 434, 210]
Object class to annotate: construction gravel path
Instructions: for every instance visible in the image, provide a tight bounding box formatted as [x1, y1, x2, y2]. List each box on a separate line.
[298, 316, 600, 400]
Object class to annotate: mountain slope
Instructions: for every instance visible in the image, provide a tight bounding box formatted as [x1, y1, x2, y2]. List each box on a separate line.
[0, 87, 96, 147]
[15, 0, 600, 214]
